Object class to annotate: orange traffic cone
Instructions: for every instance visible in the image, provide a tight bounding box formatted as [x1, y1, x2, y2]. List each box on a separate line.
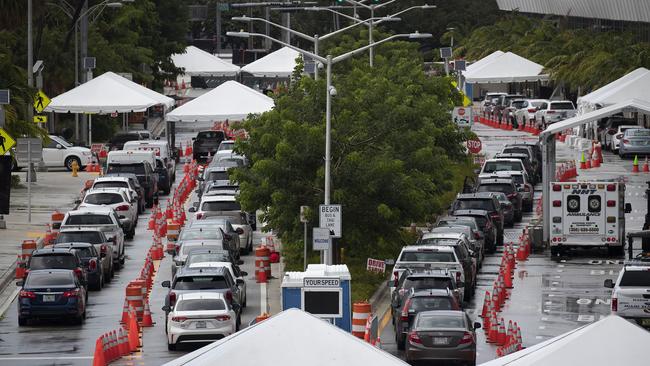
[120, 298, 129, 324]
[497, 318, 507, 346]
[141, 300, 154, 327]
[92, 335, 106, 366]
[487, 311, 499, 343]
[633, 155, 640, 173]
[591, 149, 600, 168]
[480, 291, 491, 318]
[579, 152, 587, 169]
[118, 327, 130, 356]
[15, 255, 25, 279]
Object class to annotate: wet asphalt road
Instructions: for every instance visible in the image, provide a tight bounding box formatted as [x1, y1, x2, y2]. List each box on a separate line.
[380, 122, 649, 364]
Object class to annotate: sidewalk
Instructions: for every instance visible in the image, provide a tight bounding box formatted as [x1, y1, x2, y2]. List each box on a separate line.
[0, 170, 94, 315]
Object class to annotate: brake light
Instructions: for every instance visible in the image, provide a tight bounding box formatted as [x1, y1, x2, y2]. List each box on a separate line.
[19, 290, 36, 299]
[100, 244, 107, 254]
[215, 315, 231, 321]
[489, 212, 499, 220]
[459, 331, 475, 345]
[393, 271, 399, 287]
[507, 193, 516, 199]
[547, 110, 555, 114]
[524, 186, 531, 192]
[553, 200, 561, 207]
[171, 316, 187, 322]
[408, 331, 422, 344]
[169, 291, 177, 306]
[88, 259, 97, 271]
[622, 139, 630, 144]
[196, 213, 204, 219]
[63, 289, 80, 298]
[116, 204, 130, 211]
[612, 298, 618, 312]
[73, 268, 83, 278]
[225, 290, 233, 303]
[456, 271, 462, 285]
[607, 184, 616, 191]
[527, 108, 536, 113]
[553, 184, 561, 191]
[473, 232, 480, 240]
[401, 298, 412, 321]
[607, 200, 616, 207]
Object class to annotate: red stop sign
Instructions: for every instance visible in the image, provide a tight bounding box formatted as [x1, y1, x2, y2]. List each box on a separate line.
[467, 138, 482, 154]
[457, 108, 466, 116]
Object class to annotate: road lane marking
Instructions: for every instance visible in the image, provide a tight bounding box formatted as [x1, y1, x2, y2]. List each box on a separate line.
[378, 306, 392, 337]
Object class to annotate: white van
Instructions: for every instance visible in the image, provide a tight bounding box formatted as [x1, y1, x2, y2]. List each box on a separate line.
[123, 140, 175, 179]
[107, 150, 156, 168]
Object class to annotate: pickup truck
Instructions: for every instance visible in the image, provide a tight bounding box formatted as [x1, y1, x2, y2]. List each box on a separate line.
[59, 207, 127, 269]
[604, 256, 650, 328]
[193, 131, 226, 163]
[390, 245, 467, 303]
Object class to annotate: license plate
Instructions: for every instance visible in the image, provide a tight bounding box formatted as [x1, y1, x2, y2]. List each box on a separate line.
[641, 319, 650, 326]
[195, 321, 206, 329]
[433, 337, 449, 345]
[42, 294, 55, 302]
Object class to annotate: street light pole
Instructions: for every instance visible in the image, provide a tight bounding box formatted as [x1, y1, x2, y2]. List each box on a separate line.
[27, 0, 33, 119]
[324, 55, 333, 206]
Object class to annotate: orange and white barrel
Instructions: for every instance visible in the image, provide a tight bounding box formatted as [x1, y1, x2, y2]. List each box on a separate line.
[167, 220, 180, 243]
[255, 246, 270, 283]
[125, 284, 144, 321]
[352, 302, 372, 338]
[21, 240, 38, 262]
[50, 210, 65, 236]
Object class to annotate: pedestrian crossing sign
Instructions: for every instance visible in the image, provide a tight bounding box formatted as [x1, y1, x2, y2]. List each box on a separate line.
[33, 90, 50, 113]
[0, 128, 16, 155]
[33, 115, 47, 123]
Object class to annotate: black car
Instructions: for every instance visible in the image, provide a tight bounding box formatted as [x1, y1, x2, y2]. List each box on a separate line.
[108, 132, 143, 150]
[53, 243, 106, 290]
[450, 193, 504, 246]
[506, 142, 542, 177]
[106, 161, 158, 207]
[450, 210, 498, 253]
[17, 269, 87, 326]
[154, 158, 171, 195]
[391, 269, 461, 318]
[193, 130, 226, 163]
[28, 248, 88, 292]
[475, 178, 523, 222]
[55, 229, 114, 281]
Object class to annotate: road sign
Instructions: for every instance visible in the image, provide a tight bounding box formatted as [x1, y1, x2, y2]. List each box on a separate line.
[16, 138, 42, 163]
[440, 47, 452, 59]
[467, 138, 483, 154]
[313, 227, 331, 251]
[453, 106, 473, 127]
[0, 128, 16, 155]
[300, 206, 309, 223]
[33, 115, 47, 123]
[319, 204, 342, 238]
[303, 277, 340, 287]
[33, 90, 50, 113]
[455, 59, 467, 71]
[366, 258, 386, 273]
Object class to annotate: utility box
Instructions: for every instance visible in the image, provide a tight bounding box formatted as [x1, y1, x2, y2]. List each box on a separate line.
[281, 264, 352, 332]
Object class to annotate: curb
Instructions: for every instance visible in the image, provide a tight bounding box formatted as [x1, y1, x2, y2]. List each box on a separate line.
[0, 237, 44, 292]
[368, 275, 391, 336]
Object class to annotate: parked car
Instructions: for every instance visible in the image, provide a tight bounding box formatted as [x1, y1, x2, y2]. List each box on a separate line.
[604, 255, 650, 328]
[492, 153, 536, 185]
[391, 269, 461, 319]
[123, 139, 175, 182]
[164, 292, 238, 350]
[55, 227, 114, 280]
[504, 99, 528, 127]
[405, 310, 479, 365]
[491, 192, 514, 226]
[188, 218, 243, 258]
[479, 158, 526, 179]
[450, 193, 504, 246]
[199, 182, 239, 199]
[480, 92, 507, 115]
[483, 171, 534, 212]
[16, 269, 87, 326]
[534, 100, 577, 128]
[200, 212, 253, 254]
[53, 242, 106, 290]
[514, 99, 548, 127]
[429, 226, 484, 267]
[186, 261, 248, 307]
[60, 208, 127, 269]
[435, 217, 488, 261]
[475, 178, 522, 222]
[105, 151, 158, 207]
[450, 210, 498, 253]
[78, 188, 138, 238]
[217, 140, 236, 154]
[394, 289, 462, 350]
[500, 145, 539, 182]
[15, 135, 93, 171]
[609, 124, 640, 153]
[171, 225, 240, 276]
[193, 130, 226, 163]
[185, 247, 240, 267]
[618, 128, 650, 158]
[495, 94, 525, 121]
[596, 115, 637, 151]
[92, 176, 146, 214]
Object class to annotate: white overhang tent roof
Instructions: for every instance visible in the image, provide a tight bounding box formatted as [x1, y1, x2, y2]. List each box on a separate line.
[496, 0, 650, 23]
[480, 315, 650, 366]
[464, 51, 549, 84]
[171, 45, 240, 77]
[541, 98, 650, 137]
[465, 50, 505, 73]
[578, 67, 650, 110]
[165, 80, 274, 122]
[241, 46, 301, 78]
[45, 71, 172, 114]
[163, 308, 408, 366]
[103, 72, 175, 110]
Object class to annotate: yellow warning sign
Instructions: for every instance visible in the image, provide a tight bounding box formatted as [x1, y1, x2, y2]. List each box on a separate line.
[33, 90, 51, 113]
[0, 128, 16, 155]
[451, 81, 472, 107]
[33, 115, 47, 123]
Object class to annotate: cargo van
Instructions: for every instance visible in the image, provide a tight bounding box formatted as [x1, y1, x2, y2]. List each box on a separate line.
[123, 140, 175, 183]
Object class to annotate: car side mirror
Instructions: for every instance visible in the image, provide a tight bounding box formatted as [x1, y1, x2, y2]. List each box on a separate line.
[119, 217, 131, 228]
[237, 260, 244, 265]
[604, 279, 614, 288]
[236, 278, 245, 285]
[161, 280, 171, 288]
[625, 203, 632, 214]
[474, 322, 482, 330]
[107, 237, 114, 243]
[235, 228, 244, 235]
[162, 305, 171, 312]
[188, 207, 197, 213]
[16, 281, 24, 287]
[56, 144, 63, 149]
[100, 252, 106, 258]
[240, 271, 248, 277]
[74, 199, 82, 205]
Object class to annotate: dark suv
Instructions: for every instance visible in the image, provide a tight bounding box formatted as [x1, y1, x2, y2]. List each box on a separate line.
[391, 269, 460, 318]
[475, 178, 523, 222]
[106, 161, 158, 207]
[55, 228, 114, 281]
[28, 248, 88, 294]
[108, 132, 143, 151]
[451, 210, 498, 253]
[53, 243, 106, 291]
[451, 194, 504, 246]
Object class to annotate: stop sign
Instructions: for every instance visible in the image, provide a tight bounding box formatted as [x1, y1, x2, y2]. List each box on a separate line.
[457, 107, 466, 116]
[467, 138, 482, 154]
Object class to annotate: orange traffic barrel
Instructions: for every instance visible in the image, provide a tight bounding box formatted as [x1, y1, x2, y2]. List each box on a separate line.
[255, 246, 270, 281]
[352, 302, 372, 338]
[125, 284, 144, 320]
[167, 220, 180, 243]
[256, 313, 270, 323]
[21, 240, 38, 259]
[50, 210, 65, 232]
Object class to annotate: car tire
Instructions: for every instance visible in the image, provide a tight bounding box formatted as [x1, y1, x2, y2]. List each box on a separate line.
[18, 317, 27, 326]
[167, 343, 176, 351]
[497, 231, 504, 246]
[396, 333, 405, 350]
[65, 156, 82, 172]
[74, 314, 84, 325]
[243, 295, 247, 308]
[127, 227, 135, 240]
[236, 315, 241, 331]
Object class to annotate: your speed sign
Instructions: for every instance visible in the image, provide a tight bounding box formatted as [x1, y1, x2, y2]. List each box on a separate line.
[467, 138, 482, 154]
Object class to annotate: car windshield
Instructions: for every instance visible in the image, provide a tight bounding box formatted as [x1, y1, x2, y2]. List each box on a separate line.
[107, 164, 145, 175]
[73, 247, 94, 258]
[619, 271, 650, 286]
[419, 238, 459, 246]
[454, 199, 494, 211]
[181, 244, 225, 256]
[176, 299, 226, 311]
[550, 102, 574, 110]
[627, 129, 650, 137]
[187, 253, 230, 265]
[477, 184, 514, 194]
[502, 148, 529, 156]
[405, 277, 453, 291]
[511, 101, 526, 109]
[483, 161, 522, 173]
[26, 272, 74, 287]
[53, 137, 73, 148]
[94, 181, 129, 189]
[56, 232, 103, 244]
[417, 314, 465, 329]
[172, 276, 228, 290]
[65, 214, 112, 225]
[207, 171, 229, 181]
[30, 255, 76, 270]
[84, 193, 123, 205]
[197, 131, 223, 139]
[218, 143, 234, 151]
[399, 251, 455, 262]
[410, 297, 455, 312]
[201, 201, 241, 212]
[530, 101, 546, 107]
[179, 229, 223, 241]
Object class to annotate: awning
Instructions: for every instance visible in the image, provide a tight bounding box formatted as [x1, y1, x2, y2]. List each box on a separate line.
[165, 80, 274, 122]
[578, 67, 650, 113]
[464, 52, 549, 84]
[103, 72, 175, 110]
[241, 47, 301, 78]
[541, 98, 650, 137]
[171, 46, 240, 77]
[465, 50, 504, 73]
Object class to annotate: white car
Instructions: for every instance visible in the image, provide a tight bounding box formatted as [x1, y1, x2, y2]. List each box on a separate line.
[78, 188, 137, 238]
[165, 292, 238, 350]
[217, 140, 235, 154]
[91, 176, 145, 214]
[534, 100, 577, 128]
[513, 99, 548, 127]
[187, 261, 247, 307]
[15, 135, 93, 171]
[610, 125, 640, 153]
[604, 258, 650, 328]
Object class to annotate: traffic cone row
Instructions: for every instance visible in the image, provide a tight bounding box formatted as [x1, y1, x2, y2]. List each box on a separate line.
[496, 321, 523, 356]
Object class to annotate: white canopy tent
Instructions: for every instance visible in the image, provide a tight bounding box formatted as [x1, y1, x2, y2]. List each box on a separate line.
[465, 50, 505, 74]
[241, 46, 301, 78]
[480, 316, 650, 366]
[464, 52, 549, 84]
[163, 308, 408, 366]
[165, 80, 274, 122]
[578, 67, 650, 113]
[171, 46, 240, 77]
[103, 72, 175, 110]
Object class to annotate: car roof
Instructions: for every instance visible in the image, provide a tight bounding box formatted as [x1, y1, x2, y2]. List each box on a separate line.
[411, 288, 453, 297]
[32, 247, 75, 255]
[59, 226, 103, 233]
[457, 192, 497, 199]
[478, 178, 514, 185]
[401, 245, 454, 253]
[431, 226, 472, 234]
[485, 158, 521, 163]
[415, 310, 466, 318]
[201, 195, 237, 202]
[205, 166, 229, 173]
[177, 292, 226, 301]
[95, 176, 130, 182]
[53, 242, 94, 248]
[421, 231, 464, 239]
[190, 218, 228, 226]
[26, 269, 75, 276]
[452, 209, 489, 216]
[496, 153, 528, 158]
[68, 207, 114, 214]
[186, 248, 230, 255]
[188, 262, 232, 269]
[86, 188, 127, 194]
[176, 266, 228, 277]
[549, 100, 574, 104]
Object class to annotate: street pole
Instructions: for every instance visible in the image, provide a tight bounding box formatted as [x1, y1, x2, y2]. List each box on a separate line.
[27, 0, 34, 122]
[80, 0, 89, 144]
[265, 7, 271, 50]
[324, 55, 333, 265]
[74, 23, 80, 142]
[369, 6, 374, 67]
[303, 221, 308, 270]
[314, 35, 320, 80]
